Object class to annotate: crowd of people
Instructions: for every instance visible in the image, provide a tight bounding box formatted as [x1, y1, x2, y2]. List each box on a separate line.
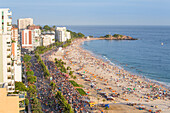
[30, 48, 91, 112]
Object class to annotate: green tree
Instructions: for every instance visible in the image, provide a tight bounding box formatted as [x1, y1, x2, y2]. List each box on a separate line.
[52, 25, 56, 28]
[23, 54, 31, 62]
[15, 82, 28, 91]
[113, 34, 119, 37]
[27, 75, 37, 84]
[28, 85, 37, 97]
[25, 98, 29, 106]
[26, 70, 34, 76]
[43, 25, 51, 31]
[69, 71, 74, 76]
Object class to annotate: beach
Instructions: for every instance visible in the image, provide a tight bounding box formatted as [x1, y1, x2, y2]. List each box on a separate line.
[47, 38, 170, 113]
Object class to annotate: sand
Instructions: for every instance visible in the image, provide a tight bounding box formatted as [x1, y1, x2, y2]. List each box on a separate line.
[46, 38, 170, 113]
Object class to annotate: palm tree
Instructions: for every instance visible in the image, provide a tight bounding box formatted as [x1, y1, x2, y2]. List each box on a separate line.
[103, 99, 105, 104]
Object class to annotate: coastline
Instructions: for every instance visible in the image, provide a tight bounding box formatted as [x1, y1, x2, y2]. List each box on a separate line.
[81, 39, 170, 89]
[48, 38, 170, 112]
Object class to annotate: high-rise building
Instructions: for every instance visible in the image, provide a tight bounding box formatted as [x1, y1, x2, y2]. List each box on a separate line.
[55, 27, 71, 42]
[11, 27, 22, 82]
[17, 18, 33, 31]
[0, 8, 15, 92]
[21, 29, 33, 49]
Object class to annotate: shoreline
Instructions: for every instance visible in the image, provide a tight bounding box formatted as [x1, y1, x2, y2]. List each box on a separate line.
[82, 39, 170, 89]
[48, 38, 170, 112]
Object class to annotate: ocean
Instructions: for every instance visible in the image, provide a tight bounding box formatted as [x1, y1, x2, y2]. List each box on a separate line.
[67, 25, 170, 87]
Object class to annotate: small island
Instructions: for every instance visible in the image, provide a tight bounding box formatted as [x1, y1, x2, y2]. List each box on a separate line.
[99, 34, 138, 40]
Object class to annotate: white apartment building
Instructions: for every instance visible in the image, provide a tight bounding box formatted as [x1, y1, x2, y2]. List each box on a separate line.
[55, 27, 71, 42]
[0, 8, 15, 92]
[41, 33, 55, 46]
[21, 29, 42, 50]
[11, 27, 22, 82]
[18, 18, 33, 31]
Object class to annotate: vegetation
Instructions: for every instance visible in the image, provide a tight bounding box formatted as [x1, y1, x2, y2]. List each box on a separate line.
[67, 30, 85, 39]
[69, 71, 74, 76]
[26, 70, 34, 76]
[55, 91, 73, 113]
[27, 75, 37, 84]
[55, 58, 67, 73]
[23, 54, 32, 62]
[76, 88, 86, 96]
[113, 34, 123, 37]
[15, 82, 28, 91]
[35, 54, 50, 78]
[50, 81, 56, 91]
[35, 41, 63, 54]
[69, 80, 80, 87]
[23, 54, 43, 113]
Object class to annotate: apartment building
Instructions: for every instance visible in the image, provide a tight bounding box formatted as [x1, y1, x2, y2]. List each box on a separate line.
[17, 18, 33, 31]
[0, 8, 15, 92]
[27, 24, 40, 30]
[55, 27, 71, 42]
[21, 28, 42, 50]
[0, 88, 25, 113]
[11, 27, 22, 82]
[41, 33, 55, 46]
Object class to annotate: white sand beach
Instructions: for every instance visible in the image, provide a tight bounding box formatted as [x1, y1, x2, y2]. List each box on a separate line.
[47, 38, 170, 113]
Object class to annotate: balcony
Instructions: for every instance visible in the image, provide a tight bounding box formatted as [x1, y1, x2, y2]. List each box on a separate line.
[8, 75, 12, 79]
[8, 11, 12, 16]
[7, 55, 11, 58]
[7, 49, 11, 51]
[7, 68, 11, 72]
[7, 18, 12, 23]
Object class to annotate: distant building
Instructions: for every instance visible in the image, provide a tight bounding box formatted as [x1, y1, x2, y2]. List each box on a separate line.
[21, 28, 42, 50]
[41, 33, 55, 46]
[17, 18, 33, 31]
[21, 29, 33, 50]
[55, 27, 71, 42]
[0, 88, 25, 113]
[27, 24, 40, 30]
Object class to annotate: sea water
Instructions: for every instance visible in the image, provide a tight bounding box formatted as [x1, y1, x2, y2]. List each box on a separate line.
[67, 25, 170, 87]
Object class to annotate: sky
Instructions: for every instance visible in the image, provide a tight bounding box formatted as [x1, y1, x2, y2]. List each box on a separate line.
[0, 0, 170, 25]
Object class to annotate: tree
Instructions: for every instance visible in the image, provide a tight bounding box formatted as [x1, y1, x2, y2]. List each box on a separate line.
[73, 76, 76, 79]
[50, 81, 56, 91]
[43, 25, 51, 31]
[77, 32, 85, 38]
[25, 98, 29, 106]
[104, 34, 110, 38]
[23, 54, 31, 62]
[15, 82, 28, 91]
[28, 85, 37, 97]
[26, 70, 34, 76]
[69, 71, 74, 76]
[113, 34, 119, 37]
[27, 75, 37, 84]
[52, 25, 56, 28]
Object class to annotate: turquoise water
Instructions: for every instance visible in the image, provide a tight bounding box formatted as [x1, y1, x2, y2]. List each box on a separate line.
[67, 25, 170, 86]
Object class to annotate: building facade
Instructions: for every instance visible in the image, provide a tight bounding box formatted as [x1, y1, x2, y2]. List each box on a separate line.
[55, 27, 71, 42]
[17, 18, 33, 31]
[0, 88, 25, 113]
[0, 8, 15, 92]
[21, 29, 33, 49]
[11, 27, 22, 82]
[27, 24, 40, 30]
[41, 33, 55, 46]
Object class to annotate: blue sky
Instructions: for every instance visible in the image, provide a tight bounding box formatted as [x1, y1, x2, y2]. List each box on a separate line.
[1, 0, 170, 25]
